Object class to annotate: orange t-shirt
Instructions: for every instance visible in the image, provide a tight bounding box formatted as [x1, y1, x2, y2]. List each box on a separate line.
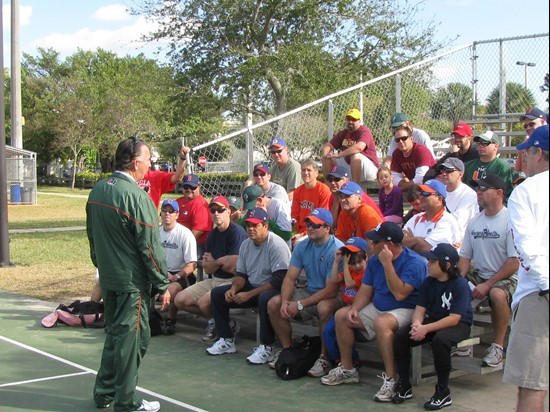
[339, 268, 365, 303]
[335, 204, 383, 242]
[291, 181, 332, 233]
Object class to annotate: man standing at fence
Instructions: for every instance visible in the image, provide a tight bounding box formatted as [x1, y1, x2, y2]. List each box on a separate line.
[269, 137, 303, 202]
[322, 108, 379, 184]
[503, 125, 549, 412]
[87, 137, 170, 412]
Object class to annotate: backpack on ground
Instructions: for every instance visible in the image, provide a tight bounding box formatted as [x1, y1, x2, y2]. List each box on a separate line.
[149, 308, 164, 337]
[41, 300, 105, 328]
[275, 335, 321, 380]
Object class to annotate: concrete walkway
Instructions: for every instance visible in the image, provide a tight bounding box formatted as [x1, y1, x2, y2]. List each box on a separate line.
[9, 226, 86, 234]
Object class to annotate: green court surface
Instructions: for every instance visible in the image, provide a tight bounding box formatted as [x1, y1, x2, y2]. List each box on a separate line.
[0, 290, 531, 411]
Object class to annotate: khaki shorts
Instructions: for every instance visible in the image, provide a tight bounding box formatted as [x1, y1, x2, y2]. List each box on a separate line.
[467, 270, 517, 306]
[185, 277, 233, 302]
[292, 287, 343, 322]
[503, 292, 549, 390]
[335, 155, 378, 182]
[357, 303, 414, 341]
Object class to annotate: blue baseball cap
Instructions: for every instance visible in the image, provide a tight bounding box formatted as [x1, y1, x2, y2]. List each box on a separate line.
[182, 174, 201, 187]
[338, 181, 362, 196]
[244, 207, 268, 224]
[327, 164, 349, 179]
[161, 199, 179, 212]
[418, 179, 448, 199]
[343, 237, 367, 253]
[422, 243, 459, 266]
[305, 208, 333, 227]
[517, 124, 549, 151]
[269, 137, 287, 149]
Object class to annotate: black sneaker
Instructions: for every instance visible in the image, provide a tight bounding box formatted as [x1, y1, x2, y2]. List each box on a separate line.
[424, 384, 452, 410]
[164, 318, 176, 335]
[392, 378, 413, 403]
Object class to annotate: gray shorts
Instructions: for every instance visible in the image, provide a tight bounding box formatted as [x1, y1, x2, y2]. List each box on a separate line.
[292, 287, 343, 322]
[503, 292, 549, 390]
[357, 303, 414, 341]
[185, 277, 233, 302]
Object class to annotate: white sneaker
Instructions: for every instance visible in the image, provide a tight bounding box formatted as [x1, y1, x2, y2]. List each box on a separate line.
[206, 337, 236, 355]
[246, 345, 275, 364]
[132, 399, 160, 412]
[307, 355, 330, 377]
[482, 343, 504, 367]
[374, 372, 396, 402]
[450, 347, 472, 357]
[320, 365, 359, 385]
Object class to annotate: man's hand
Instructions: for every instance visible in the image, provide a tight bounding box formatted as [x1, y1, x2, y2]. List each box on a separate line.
[410, 323, 427, 341]
[180, 146, 191, 158]
[225, 288, 236, 303]
[472, 282, 491, 299]
[167, 273, 178, 283]
[202, 252, 214, 264]
[378, 245, 393, 265]
[281, 301, 299, 319]
[347, 308, 360, 325]
[233, 291, 252, 304]
[160, 291, 171, 311]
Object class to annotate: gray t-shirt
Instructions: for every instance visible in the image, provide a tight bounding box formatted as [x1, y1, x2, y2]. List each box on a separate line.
[270, 158, 303, 192]
[265, 182, 289, 204]
[236, 232, 291, 287]
[459, 207, 517, 280]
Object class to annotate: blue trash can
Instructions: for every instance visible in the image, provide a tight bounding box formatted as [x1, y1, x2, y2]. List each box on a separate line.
[10, 183, 21, 203]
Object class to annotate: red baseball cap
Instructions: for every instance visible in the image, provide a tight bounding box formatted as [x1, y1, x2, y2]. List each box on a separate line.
[209, 195, 230, 208]
[452, 123, 472, 137]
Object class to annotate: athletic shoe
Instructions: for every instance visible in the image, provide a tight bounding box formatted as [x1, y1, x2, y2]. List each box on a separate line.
[206, 338, 236, 355]
[482, 343, 504, 367]
[320, 365, 359, 386]
[229, 318, 241, 336]
[268, 350, 281, 369]
[96, 403, 110, 409]
[307, 355, 330, 377]
[424, 384, 452, 410]
[164, 318, 176, 335]
[374, 372, 396, 402]
[450, 346, 471, 357]
[132, 399, 161, 412]
[201, 321, 217, 342]
[391, 378, 413, 403]
[247, 345, 275, 364]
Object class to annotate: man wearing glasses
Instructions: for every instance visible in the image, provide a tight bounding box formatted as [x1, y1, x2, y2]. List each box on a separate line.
[207, 208, 291, 364]
[390, 125, 436, 193]
[463, 130, 513, 200]
[173, 196, 248, 343]
[504, 125, 549, 412]
[175, 174, 213, 257]
[515, 108, 547, 173]
[268, 137, 303, 202]
[325, 164, 383, 229]
[402, 179, 460, 253]
[322, 108, 379, 184]
[458, 173, 518, 368]
[158, 199, 198, 335]
[268, 208, 344, 376]
[436, 158, 478, 237]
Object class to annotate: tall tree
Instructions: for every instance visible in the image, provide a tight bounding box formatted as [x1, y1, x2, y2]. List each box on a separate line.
[431, 83, 474, 124]
[136, 0, 445, 118]
[486, 82, 536, 115]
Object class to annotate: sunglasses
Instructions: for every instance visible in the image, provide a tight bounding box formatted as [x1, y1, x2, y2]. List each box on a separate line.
[253, 172, 266, 177]
[394, 135, 410, 143]
[270, 149, 284, 155]
[478, 141, 493, 147]
[420, 191, 436, 197]
[327, 176, 343, 183]
[182, 185, 197, 190]
[160, 209, 177, 214]
[523, 121, 537, 129]
[209, 207, 227, 214]
[475, 185, 496, 192]
[439, 167, 457, 174]
[305, 221, 326, 229]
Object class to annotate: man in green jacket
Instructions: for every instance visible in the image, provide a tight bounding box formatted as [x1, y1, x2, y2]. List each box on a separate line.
[87, 136, 171, 412]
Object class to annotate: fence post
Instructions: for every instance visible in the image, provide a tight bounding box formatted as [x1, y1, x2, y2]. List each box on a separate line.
[359, 73, 364, 124]
[471, 44, 478, 119]
[245, 112, 254, 175]
[499, 40, 507, 145]
[327, 100, 334, 142]
[395, 74, 401, 113]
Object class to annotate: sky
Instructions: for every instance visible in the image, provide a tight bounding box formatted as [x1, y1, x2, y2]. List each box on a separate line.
[1, 0, 548, 64]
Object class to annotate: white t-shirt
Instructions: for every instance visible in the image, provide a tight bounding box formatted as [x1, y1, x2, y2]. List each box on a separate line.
[446, 183, 479, 239]
[507, 171, 549, 309]
[403, 210, 461, 248]
[159, 223, 197, 272]
[459, 207, 517, 280]
[387, 127, 436, 158]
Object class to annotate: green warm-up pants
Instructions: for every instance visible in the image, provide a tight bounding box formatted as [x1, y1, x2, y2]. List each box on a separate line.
[93, 289, 151, 411]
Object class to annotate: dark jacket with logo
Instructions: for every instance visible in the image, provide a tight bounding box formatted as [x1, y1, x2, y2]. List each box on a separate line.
[86, 171, 168, 293]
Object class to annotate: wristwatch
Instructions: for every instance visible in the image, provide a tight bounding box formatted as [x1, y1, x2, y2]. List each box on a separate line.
[296, 300, 304, 311]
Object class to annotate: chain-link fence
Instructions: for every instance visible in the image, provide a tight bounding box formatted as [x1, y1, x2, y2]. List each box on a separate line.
[6, 146, 37, 205]
[191, 33, 549, 197]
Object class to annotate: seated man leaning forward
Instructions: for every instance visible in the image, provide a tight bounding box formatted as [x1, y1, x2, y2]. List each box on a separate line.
[268, 208, 344, 376]
[321, 222, 427, 405]
[206, 208, 291, 363]
[172, 195, 248, 342]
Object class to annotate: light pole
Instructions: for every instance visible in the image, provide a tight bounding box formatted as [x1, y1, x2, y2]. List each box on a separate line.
[516, 61, 536, 89]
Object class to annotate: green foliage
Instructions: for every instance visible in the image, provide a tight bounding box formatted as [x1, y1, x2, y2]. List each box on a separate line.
[431, 82, 474, 124]
[486, 82, 536, 114]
